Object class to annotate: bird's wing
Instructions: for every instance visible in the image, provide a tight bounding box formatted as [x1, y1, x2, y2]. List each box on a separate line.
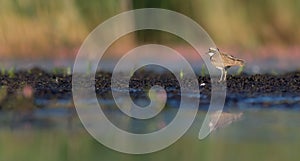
[221, 53, 244, 67]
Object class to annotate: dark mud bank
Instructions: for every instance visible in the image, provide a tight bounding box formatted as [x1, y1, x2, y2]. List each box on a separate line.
[0, 68, 299, 109]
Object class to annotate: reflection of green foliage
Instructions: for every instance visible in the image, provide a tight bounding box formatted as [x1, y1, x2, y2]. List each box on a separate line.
[1, 110, 300, 161]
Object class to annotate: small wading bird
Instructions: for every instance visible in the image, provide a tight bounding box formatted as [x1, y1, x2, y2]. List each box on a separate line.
[207, 48, 245, 81]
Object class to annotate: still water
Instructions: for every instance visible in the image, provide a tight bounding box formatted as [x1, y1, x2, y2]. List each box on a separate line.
[0, 96, 299, 161]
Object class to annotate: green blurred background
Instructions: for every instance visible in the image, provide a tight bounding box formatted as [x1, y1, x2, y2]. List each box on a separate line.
[1, 0, 299, 59]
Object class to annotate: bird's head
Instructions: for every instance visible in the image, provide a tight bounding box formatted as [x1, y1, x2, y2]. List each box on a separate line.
[207, 47, 219, 56]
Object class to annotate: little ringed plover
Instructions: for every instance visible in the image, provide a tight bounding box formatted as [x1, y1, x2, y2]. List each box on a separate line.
[207, 48, 245, 81]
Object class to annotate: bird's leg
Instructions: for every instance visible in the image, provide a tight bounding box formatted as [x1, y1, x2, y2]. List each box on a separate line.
[224, 69, 227, 81]
[218, 68, 224, 82]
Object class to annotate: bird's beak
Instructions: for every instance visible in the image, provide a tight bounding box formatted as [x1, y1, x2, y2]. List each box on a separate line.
[205, 49, 212, 55]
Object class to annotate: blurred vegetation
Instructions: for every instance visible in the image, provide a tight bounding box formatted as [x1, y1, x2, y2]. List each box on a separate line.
[0, 0, 299, 57]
